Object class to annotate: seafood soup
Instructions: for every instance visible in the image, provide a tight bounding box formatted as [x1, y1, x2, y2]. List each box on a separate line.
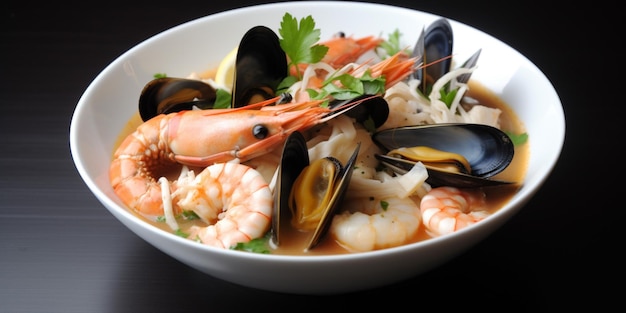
[114, 80, 528, 256]
[110, 13, 529, 256]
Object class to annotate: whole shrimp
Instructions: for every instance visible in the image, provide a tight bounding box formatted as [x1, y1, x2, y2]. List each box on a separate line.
[330, 196, 422, 252]
[419, 186, 490, 237]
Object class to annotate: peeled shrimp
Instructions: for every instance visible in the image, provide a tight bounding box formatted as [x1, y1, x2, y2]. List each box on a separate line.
[330, 196, 421, 252]
[419, 186, 489, 237]
[177, 162, 272, 249]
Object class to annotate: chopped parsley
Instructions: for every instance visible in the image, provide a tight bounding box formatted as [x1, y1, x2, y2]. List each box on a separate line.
[174, 229, 189, 238]
[230, 232, 272, 254]
[156, 210, 200, 223]
[181, 210, 200, 220]
[380, 200, 389, 211]
[506, 131, 529, 146]
[439, 88, 459, 108]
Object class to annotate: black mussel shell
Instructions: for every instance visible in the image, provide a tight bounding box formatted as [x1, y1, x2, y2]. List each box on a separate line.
[232, 26, 288, 108]
[373, 123, 515, 188]
[271, 131, 309, 247]
[456, 49, 481, 84]
[412, 18, 453, 93]
[328, 95, 390, 129]
[138, 77, 217, 121]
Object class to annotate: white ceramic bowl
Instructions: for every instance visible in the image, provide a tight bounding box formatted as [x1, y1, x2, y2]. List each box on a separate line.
[69, 1, 564, 294]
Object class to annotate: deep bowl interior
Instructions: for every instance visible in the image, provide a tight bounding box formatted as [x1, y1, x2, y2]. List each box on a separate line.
[69, 1, 564, 294]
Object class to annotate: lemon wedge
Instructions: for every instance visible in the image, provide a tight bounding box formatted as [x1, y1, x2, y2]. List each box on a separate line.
[214, 47, 237, 88]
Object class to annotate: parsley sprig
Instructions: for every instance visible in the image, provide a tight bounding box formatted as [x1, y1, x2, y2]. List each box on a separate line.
[277, 13, 388, 102]
[278, 13, 329, 80]
[378, 29, 410, 58]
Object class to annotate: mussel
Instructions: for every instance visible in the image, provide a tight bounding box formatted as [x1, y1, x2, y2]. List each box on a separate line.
[412, 18, 481, 94]
[328, 94, 390, 129]
[232, 25, 288, 108]
[272, 131, 360, 251]
[373, 123, 515, 188]
[138, 77, 218, 121]
[412, 18, 453, 93]
[138, 25, 287, 121]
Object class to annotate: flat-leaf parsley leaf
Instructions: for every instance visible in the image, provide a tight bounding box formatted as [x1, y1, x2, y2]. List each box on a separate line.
[278, 13, 329, 79]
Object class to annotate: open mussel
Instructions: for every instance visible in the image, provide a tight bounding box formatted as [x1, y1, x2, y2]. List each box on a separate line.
[138, 25, 288, 121]
[373, 123, 515, 188]
[411, 18, 481, 95]
[138, 77, 218, 122]
[272, 131, 360, 251]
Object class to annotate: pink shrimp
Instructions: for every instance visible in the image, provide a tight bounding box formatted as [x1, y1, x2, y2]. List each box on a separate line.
[175, 162, 273, 249]
[419, 186, 490, 236]
[320, 33, 384, 68]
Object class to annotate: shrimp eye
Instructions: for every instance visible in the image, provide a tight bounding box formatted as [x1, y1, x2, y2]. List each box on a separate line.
[252, 124, 269, 139]
[277, 92, 293, 104]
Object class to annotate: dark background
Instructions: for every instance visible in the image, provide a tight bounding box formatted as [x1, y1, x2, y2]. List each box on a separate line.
[2, 0, 616, 311]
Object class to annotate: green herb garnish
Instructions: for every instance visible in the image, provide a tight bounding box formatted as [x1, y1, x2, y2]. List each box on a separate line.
[174, 229, 189, 238]
[213, 88, 232, 109]
[380, 200, 389, 211]
[278, 13, 329, 80]
[439, 88, 459, 108]
[505, 131, 529, 146]
[181, 210, 200, 220]
[378, 29, 409, 57]
[308, 70, 386, 101]
[230, 233, 272, 254]
[156, 210, 199, 223]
